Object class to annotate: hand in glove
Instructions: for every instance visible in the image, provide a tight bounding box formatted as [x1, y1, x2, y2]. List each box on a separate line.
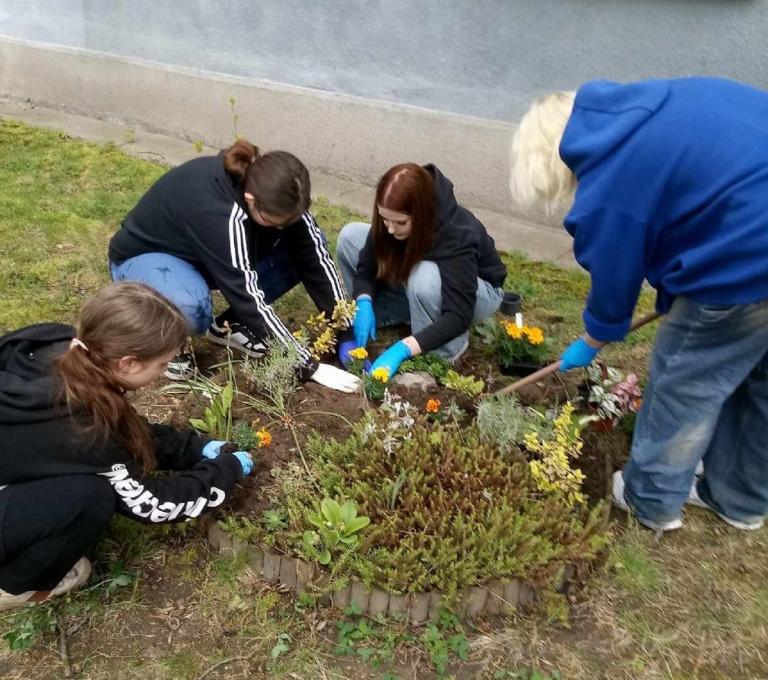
[369, 340, 412, 381]
[338, 340, 372, 371]
[201, 440, 227, 460]
[311, 363, 362, 393]
[353, 298, 376, 348]
[233, 451, 254, 476]
[560, 337, 601, 371]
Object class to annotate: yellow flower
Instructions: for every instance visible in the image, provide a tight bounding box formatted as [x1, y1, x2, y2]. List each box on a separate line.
[504, 322, 524, 340]
[349, 347, 368, 360]
[425, 398, 441, 413]
[256, 428, 272, 447]
[524, 326, 544, 345]
[371, 367, 390, 383]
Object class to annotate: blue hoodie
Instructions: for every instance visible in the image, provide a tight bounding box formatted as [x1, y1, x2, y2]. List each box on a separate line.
[560, 77, 768, 341]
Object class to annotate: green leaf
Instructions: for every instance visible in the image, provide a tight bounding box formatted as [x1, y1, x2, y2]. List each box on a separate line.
[189, 418, 210, 433]
[343, 516, 370, 535]
[321, 498, 342, 524]
[318, 549, 332, 565]
[340, 499, 357, 525]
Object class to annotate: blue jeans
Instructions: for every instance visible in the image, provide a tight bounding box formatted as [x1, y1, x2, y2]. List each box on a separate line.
[624, 297, 768, 527]
[109, 240, 299, 335]
[336, 221, 503, 359]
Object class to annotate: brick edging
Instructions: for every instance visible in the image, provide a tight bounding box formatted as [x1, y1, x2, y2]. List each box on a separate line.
[202, 518, 568, 622]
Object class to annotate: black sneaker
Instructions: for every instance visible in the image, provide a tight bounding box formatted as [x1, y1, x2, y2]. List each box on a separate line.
[205, 322, 266, 358]
[164, 352, 196, 381]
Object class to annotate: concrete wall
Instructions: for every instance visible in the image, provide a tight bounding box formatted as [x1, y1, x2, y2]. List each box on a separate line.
[2, 0, 767, 214]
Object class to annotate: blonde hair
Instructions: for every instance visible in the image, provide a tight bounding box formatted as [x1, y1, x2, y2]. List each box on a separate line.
[509, 91, 577, 214]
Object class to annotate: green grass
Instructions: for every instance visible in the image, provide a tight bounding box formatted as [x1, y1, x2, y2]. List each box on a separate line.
[2, 119, 768, 679]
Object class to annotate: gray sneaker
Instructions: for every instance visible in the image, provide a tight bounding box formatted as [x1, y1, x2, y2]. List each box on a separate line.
[164, 352, 196, 381]
[612, 470, 683, 532]
[0, 556, 91, 611]
[687, 483, 764, 531]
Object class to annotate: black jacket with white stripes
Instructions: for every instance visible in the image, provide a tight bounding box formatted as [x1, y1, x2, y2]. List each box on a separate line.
[0, 323, 244, 525]
[108, 154, 347, 374]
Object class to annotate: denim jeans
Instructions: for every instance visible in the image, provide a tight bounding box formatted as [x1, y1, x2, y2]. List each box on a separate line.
[109, 238, 299, 335]
[336, 221, 503, 360]
[623, 297, 768, 527]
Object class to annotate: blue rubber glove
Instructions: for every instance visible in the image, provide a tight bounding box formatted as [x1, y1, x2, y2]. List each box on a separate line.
[369, 340, 413, 380]
[353, 298, 376, 348]
[233, 451, 254, 476]
[560, 338, 600, 372]
[202, 440, 227, 459]
[338, 340, 372, 371]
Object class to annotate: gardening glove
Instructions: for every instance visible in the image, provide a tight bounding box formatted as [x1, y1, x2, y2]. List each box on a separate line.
[201, 440, 227, 459]
[338, 340, 372, 371]
[560, 337, 600, 372]
[369, 340, 412, 381]
[353, 297, 376, 348]
[232, 451, 254, 476]
[311, 363, 362, 393]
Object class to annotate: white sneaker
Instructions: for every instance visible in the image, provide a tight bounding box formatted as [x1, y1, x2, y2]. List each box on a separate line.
[0, 556, 91, 611]
[0, 589, 37, 612]
[687, 483, 764, 531]
[612, 470, 683, 532]
[205, 322, 266, 358]
[50, 556, 92, 597]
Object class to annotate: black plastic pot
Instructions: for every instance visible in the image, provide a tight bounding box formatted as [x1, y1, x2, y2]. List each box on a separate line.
[499, 291, 522, 316]
[499, 360, 546, 377]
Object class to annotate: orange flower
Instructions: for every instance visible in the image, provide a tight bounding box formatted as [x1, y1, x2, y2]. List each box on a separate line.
[256, 428, 272, 447]
[524, 326, 544, 345]
[425, 398, 441, 413]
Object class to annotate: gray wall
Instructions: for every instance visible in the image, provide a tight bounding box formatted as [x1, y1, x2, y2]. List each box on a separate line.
[2, 0, 767, 122]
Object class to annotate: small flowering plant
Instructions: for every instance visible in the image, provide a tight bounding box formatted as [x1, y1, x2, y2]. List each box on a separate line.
[477, 318, 551, 370]
[425, 397, 443, 422]
[363, 365, 390, 401]
[586, 364, 643, 425]
[293, 300, 357, 360]
[255, 427, 272, 448]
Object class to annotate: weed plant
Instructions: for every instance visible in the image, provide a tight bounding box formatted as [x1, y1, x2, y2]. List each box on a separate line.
[477, 394, 553, 454]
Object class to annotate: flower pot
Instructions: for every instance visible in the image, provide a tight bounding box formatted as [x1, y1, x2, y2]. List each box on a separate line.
[499, 361, 546, 377]
[590, 418, 616, 432]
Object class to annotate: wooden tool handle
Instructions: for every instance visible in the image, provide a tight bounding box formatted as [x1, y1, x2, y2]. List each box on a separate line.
[490, 311, 661, 398]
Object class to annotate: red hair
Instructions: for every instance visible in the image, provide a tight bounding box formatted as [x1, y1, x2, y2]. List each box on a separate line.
[371, 163, 435, 284]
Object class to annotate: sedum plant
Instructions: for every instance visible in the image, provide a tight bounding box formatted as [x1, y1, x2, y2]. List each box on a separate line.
[477, 394, 553, 453]
[253, 401, 608, 599]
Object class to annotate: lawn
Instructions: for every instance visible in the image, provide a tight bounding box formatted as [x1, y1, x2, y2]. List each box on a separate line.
[0, 119, 766, 680]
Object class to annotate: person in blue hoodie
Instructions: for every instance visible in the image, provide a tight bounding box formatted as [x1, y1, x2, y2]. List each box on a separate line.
[509, 78, 768, 533]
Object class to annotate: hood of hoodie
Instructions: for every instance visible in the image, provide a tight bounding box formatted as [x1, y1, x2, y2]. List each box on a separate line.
[0, 323, 73, 424]
[559, 79, 670, 178]
[424, 164, 460, 227]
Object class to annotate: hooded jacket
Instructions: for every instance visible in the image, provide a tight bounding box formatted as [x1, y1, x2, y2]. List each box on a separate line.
[352, 165, 507, 352]
[109, 154, 347, 369]
[0, 324, 244, 527]
[560, 77, 768, 341]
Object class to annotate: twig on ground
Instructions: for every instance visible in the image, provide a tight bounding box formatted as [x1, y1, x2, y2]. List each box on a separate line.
[56, 612, 73, 678]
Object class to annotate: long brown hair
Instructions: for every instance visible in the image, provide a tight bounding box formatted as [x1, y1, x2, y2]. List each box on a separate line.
[372, 163, 435, 284]
[53, 283, 189, 473]
[223, 139, 311, 218]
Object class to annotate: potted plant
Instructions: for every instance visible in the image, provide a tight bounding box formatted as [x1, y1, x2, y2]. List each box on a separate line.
[477, 318, 551, 376]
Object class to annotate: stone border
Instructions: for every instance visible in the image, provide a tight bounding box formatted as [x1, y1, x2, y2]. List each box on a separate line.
[202, 518, 570, 623]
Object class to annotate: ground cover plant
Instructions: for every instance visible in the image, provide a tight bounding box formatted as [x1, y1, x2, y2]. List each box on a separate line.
[1, 117, 767, 679]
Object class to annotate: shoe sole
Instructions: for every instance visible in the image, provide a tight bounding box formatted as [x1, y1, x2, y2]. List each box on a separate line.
[205, 331, 265, 358]
[687, 489, 764, 530]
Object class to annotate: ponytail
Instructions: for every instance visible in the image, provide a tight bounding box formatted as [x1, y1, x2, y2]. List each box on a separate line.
[223, 139, 261, 186]
[53, 283, 189, 474]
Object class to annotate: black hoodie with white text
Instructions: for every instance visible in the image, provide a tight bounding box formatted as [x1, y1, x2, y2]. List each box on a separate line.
[0, 323, 244, 527]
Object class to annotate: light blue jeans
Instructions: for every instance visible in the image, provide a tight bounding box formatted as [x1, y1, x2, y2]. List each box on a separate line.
[109, 239, 299, 335]
[336, 221, 503, 359]
[624, 297, 768, 527]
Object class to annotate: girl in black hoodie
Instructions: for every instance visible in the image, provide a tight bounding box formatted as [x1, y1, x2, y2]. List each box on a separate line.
[0, 283, 253, 611]
[336, 163, 507, 379]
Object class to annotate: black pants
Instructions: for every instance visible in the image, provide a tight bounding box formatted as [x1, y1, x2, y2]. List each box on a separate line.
[0, 476, 115, 594]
